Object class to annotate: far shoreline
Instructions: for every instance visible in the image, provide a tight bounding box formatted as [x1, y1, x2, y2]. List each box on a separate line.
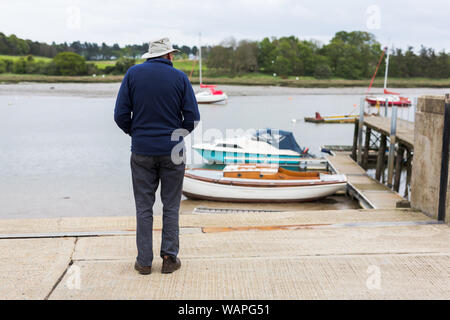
[0, 73, 449, 89]
[0, 82, 448, 98]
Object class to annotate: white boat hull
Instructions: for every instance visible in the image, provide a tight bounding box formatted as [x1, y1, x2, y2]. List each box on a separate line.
[195, 92, 228, 104]
[366, 95, 411, 106]
[183, 173, 346, 202]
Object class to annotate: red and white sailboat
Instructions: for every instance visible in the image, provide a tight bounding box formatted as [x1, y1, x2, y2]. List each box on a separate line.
[196, 84, 228, 103]
[195, 33, 228, 104]
[365, 47, 411, 107]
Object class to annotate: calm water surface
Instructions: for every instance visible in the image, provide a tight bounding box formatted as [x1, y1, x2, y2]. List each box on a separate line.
[0, 88, 429, 218]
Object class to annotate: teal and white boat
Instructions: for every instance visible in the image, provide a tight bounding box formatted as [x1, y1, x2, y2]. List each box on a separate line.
[192, 129, 312, 165]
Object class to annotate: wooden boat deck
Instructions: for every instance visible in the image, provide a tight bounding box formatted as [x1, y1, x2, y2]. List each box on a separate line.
[327, 153, 405, 209]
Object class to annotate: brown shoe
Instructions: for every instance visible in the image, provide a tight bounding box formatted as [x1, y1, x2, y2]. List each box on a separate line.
[134, 260, 152, 275]
[161, 255, 181, 274]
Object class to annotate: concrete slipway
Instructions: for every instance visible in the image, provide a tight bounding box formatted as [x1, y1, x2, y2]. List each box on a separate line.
[0, 207, 449, 300]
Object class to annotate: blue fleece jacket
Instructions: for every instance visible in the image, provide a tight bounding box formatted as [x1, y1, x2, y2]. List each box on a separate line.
[114, 58, 200, 155]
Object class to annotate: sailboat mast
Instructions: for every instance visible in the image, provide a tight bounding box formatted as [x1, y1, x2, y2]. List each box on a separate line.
[198, 32, 202, 85]
[384, 47, 390, 90]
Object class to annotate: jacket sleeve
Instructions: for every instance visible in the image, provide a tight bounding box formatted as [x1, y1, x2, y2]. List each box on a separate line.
[181, 75, 200, 133]
[114, 71, 133, 135]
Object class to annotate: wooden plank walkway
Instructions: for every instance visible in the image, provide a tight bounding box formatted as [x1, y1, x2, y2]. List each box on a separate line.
[364, 116, 415, 149]
[327, 153, 405, 209]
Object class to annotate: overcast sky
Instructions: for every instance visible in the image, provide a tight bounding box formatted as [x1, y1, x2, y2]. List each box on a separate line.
[1, 0, 449, 52]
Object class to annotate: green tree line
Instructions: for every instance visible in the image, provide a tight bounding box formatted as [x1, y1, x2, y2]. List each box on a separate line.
[206, 31, 450, 79]
[0, 31, 449, 78]
[0, 53, 136, 76]
[0, 32, 196, 60]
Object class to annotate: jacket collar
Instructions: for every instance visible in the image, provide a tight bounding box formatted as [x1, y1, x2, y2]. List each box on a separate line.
[145, 57, 173, 67]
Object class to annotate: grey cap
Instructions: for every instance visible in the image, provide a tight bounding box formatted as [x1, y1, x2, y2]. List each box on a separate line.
[141, 37, 179, 59]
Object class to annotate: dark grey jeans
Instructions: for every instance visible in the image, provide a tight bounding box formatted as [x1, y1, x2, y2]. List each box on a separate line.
[130, 153, 185, 267]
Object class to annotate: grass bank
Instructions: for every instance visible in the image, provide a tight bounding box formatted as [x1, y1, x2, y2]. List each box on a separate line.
[1, 72, 449, 88]
[2, 56, 448, 88]
[0, 73, 123, 83]
[0, 54, 52, 62]
[196, 76, 450, 88]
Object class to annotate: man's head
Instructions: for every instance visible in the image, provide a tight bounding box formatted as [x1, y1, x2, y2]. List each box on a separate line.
[141, 37, 179, 60]
[156, 52, 174, 61]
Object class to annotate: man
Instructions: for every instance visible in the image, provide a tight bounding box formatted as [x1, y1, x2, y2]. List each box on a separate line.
[114, 37, 200, 275]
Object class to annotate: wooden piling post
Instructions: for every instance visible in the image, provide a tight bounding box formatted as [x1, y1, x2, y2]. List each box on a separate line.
[387, 106, 398, 188]
[438, 93, 450, 221]
[362, 127, 372, 170]
[375, 134, 387, 181]
[351, 119, 359, 161]
[357, 98, 365, 165]
[394, 144, 405, 192]
[404, 148, 412, 198]
[384, 98, 388, 117]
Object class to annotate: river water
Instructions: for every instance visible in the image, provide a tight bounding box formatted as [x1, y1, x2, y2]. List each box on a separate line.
[0, 84, 446, 219]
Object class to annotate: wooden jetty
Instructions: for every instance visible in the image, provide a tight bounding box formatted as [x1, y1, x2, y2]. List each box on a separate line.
[363, 116, 414, 148]
[351, 115, 415, 198]
[327, 153, 405, 209]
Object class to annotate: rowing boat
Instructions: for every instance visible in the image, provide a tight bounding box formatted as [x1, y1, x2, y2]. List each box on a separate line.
[183, 164, 347, 202]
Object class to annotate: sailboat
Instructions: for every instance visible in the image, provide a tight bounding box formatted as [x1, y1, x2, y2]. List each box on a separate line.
[195, 84, 228, 103]
[365, 47, 411, 107]
[195, 33, 228, 104]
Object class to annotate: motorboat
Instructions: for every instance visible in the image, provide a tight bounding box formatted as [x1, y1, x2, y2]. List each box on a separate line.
[192, 129, 312, 165]
[195, 84, 228, 104]
[182, 163, 347, 202]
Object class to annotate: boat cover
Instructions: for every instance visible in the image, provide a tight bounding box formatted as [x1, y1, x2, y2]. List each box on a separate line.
[254, 129, 304, 154]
